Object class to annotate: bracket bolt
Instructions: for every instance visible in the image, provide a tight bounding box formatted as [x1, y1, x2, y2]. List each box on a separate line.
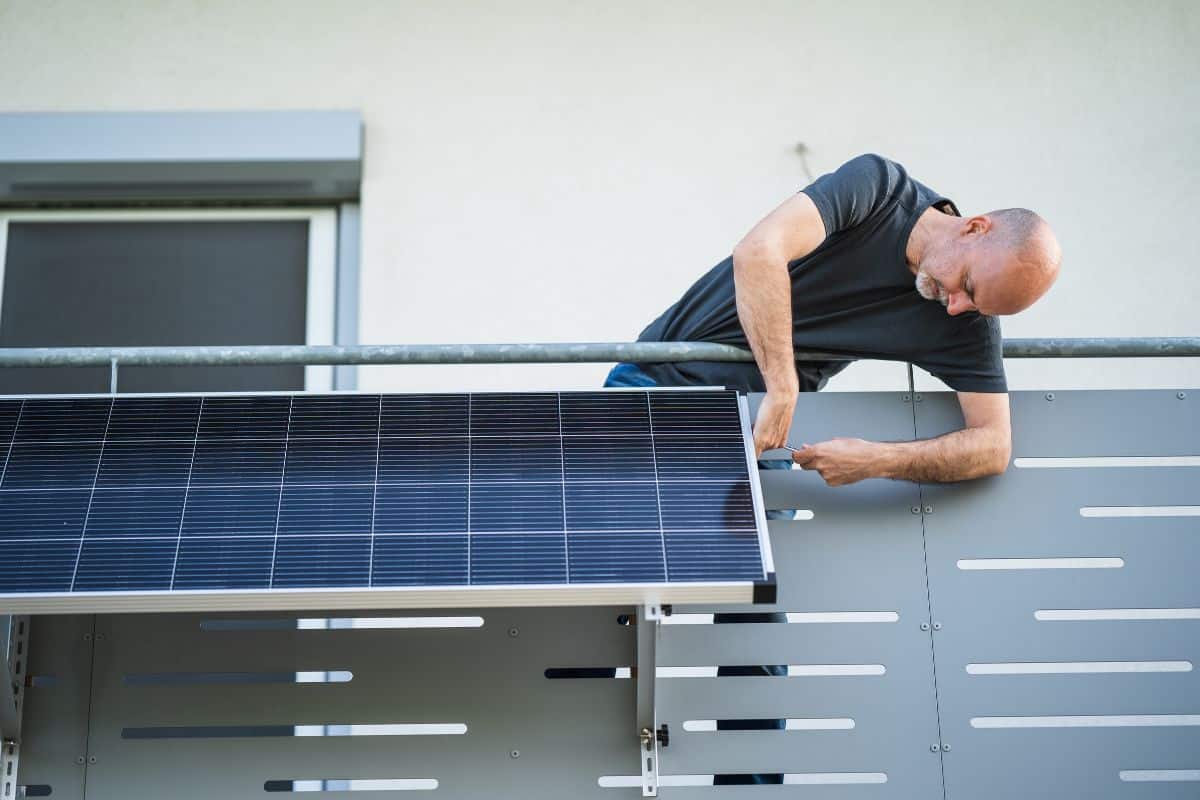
[941, 743, 951, 752]
[920, 622, 930, 631]
[510, 749, 521, 759]
[508, 627, 519, 638]
[933, 622, 943, 631]
[1045, 392, 1055, 401]
[930, 744, 940, 752]
[88, 755, 97, 764]
[910, 506, 920, 514]
[76, 756, 85, 765]
[902, 394, 911, 402]
[924, 505, 933, 514]
[1178, 392, 1187, 400]
[914, 393, 923, 402]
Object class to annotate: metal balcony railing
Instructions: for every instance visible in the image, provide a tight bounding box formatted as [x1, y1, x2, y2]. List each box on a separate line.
[0, 337, 1194, 392]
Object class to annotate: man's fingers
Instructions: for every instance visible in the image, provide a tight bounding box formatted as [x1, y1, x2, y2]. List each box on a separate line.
[791, 443, 816, 466]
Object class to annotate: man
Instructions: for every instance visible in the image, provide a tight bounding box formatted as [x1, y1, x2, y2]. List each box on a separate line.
[607, 153, 1061, 486]
[605, 153, 1061, 785]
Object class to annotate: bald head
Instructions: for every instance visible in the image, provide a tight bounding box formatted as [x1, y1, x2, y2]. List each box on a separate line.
[979, 208, 1062, 314]
[912, 206, 1062, 317]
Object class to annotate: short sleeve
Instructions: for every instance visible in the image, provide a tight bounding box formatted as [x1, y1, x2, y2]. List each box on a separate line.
[800, 153, 901, 236]
[914, 314, 1008, 393]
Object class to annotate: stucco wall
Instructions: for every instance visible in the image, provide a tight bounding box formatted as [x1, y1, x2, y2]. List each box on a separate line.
[1, 0, 1196, 393]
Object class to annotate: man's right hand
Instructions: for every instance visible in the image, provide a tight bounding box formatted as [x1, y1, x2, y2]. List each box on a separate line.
[752, 389, 797, 458]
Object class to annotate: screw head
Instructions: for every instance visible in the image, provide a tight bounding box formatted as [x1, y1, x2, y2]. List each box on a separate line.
[933, 622, 943, 631]
[1045, 392, 1055, 401]
[1178, 392, 1187, 400]
[920, 622, 930, 631]
[95, 633, 104, 641]
[82, 633, 92, 641]
[510, 749, 521, 759]
[76, 755, 85, 765]
[910, 506, 921, 514]
[924, 505, 933, 514]
[902, 394, 911, 402]
[88, 755, 97, 764]
[914, 393, 923, 402]
[941, 743, 951, 752]
[508, 627, 520, 638]
[930, 744, 940, 752]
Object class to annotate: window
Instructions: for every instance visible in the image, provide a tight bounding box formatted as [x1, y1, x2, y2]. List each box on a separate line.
[0, 208, 337, 394]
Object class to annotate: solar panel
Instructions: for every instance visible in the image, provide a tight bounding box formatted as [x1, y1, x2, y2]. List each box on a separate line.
[0, 390, 775, 612]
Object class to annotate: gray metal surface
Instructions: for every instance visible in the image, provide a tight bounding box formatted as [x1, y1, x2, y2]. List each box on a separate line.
[26, 608, 638, 799]
[0, 337, 1194, 371]
[0, 111, 361, 204]
[13, 615, 93, 800]
[652, 392, 944, 796]
[916, 390, 1200, 799]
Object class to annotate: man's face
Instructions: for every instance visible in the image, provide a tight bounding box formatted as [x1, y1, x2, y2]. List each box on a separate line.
[915, 238, 1009, 317]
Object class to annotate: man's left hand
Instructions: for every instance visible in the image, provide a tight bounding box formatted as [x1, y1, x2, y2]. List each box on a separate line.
[791, 438, 880, 487]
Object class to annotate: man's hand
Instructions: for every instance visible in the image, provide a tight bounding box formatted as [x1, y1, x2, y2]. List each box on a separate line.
[753, 390, 797, 458]
[791, 437, 878, 487]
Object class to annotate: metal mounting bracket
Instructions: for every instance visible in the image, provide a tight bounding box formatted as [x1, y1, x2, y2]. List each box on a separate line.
[0, 615, 30, 800]
[636, 604, 661, 796]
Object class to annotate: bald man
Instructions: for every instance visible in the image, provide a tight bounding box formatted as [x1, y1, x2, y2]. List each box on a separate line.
[606, 153, 1061, 486]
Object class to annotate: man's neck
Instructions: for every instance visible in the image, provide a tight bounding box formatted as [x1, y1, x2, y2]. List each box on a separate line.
[905, 206, 954, 275]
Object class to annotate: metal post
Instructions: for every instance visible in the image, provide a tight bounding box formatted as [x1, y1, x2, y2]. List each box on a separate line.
[636, 604, 662, 796]
[0, 614, 29, 800]
[0, 615, 26, 742]
[109, 358, 119, 394]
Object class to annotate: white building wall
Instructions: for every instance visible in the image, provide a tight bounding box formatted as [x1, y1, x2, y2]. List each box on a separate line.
[0, 0, 1196, 393]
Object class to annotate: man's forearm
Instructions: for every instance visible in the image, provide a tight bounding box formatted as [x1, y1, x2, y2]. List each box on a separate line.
[732, 246, 797, 393]
[876, 427, 1011, 483]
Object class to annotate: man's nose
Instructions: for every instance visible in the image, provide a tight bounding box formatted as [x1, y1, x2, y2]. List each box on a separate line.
[946, 293, 973, 316]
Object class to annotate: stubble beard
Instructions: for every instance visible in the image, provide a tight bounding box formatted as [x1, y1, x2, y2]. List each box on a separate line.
[915, 268, 949, 307]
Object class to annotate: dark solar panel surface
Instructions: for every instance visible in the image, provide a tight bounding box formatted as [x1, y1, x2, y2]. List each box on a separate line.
[0, 391, 765, 594]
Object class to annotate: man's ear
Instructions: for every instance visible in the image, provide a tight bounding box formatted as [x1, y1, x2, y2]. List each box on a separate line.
[963, 215, 992, 236]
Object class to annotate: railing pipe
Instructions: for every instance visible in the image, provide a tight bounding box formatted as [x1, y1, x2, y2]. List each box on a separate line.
[0, 338, 1194, 369]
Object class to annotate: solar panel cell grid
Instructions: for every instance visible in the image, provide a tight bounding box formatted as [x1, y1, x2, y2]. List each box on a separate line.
[0, 390, 768, 599]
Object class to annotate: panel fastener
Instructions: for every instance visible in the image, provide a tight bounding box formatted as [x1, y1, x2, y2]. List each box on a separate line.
[914, 394, 923, 402]
[924, 505, 933, 514]
[87, 755, 97, 764]
[902, 394, 911, 402]
[910, 506, 920, 514]
[510, 749, 520, 759]
[941, 743, 952, 752]
[920, 622, 930, 631]
[508, 627, 519, 638]
[1045, 392, 1055, 401]
[930, 744, 940, 753]
[1178, 392, 1187, 399]
[933, 622, 943, 631]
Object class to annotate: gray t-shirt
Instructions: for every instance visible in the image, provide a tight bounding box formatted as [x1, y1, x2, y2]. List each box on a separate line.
[635, 153, 1007, 393]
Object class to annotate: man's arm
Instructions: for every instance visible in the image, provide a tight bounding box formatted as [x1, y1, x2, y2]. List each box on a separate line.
[792, 391, 1012, 485]
[733, 192, 827, 457]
